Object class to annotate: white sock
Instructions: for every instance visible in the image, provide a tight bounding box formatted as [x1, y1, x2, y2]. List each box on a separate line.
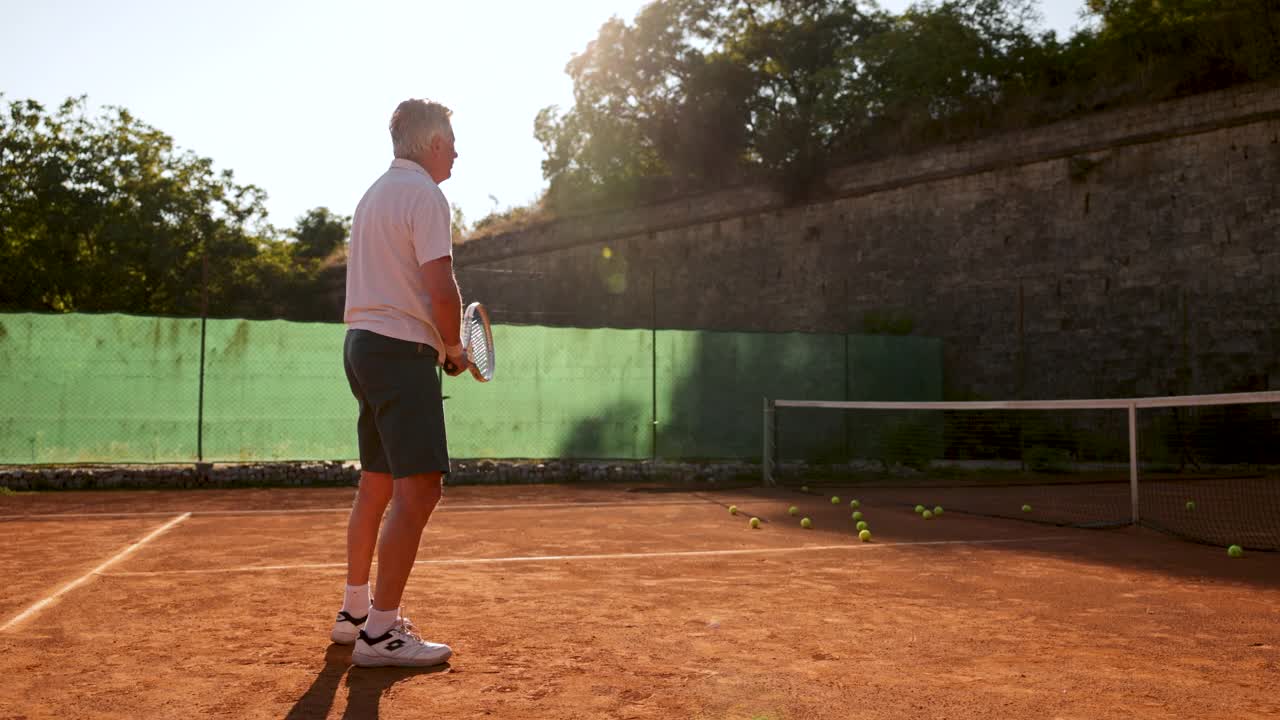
[341, 583, 370, 618]
[364, 606, 400, 638]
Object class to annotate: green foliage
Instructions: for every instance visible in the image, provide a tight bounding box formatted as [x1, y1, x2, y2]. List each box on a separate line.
[857, 1, 1048, 144]
[0, 96, 342, 321]
[723, 1, 888, 199]
[450, 203, 469, 243]
[289, 207, 348, 260]
[535, 1, 732, 211]
[470, 201, 549, 239]
[0, 96, 265, 315]
[531, 0, 1280, 216]
[1083, 0, 1280, 98]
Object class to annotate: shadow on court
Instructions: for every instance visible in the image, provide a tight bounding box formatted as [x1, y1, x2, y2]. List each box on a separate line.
[283, 644, 450, 720]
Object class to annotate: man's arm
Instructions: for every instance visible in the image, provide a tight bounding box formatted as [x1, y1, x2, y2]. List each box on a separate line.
[421, 256, 465, 370]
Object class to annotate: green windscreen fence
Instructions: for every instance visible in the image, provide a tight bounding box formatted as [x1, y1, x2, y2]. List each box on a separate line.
[0, 313, 941, 464]
[658, 332, 943, 460]
[444, 326, 654, 460]
[843, 334, 947, 464]
[202, 319, 352, 461]
[657, 331, 845, 459]
[0, 313, 203, 463]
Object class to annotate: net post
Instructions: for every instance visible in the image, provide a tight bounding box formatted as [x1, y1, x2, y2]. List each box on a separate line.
[763, 397, 774, 487]
[1128, 401, 1139, 526]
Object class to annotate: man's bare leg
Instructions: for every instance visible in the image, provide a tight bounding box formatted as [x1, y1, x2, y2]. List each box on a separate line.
[331, 470, 395, 644]
[347, 471, 394, 586]
[353, 471, 451, 667]
[371, 472, 443, 612]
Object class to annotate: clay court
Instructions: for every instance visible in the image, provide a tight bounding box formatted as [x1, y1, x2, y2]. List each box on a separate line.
[1, 483, 1276, 720]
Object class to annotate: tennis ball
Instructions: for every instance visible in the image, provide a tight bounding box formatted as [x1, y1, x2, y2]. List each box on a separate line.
[1186, 500, 1197, 511]
[801, 486, 809, 493]
[858, 529, 872, 542]
[602, 247, 613, 259]
[729, 505, 738, 515]
[856, 520, 868, 531]
[1228, 545, 1244, 558]
[788, 505, 799, 516]
[749, 517, 761, 529]
[1022, 504, 1032, 513]
[852, 511, 863, 521]
[914, 504, 925, 513]
[831, 496, 841, 505]
[922, 510, 934, 520]
[933, 506, 944, 516]
[849, 499, 860, 509]
[801, 517, 812, 529]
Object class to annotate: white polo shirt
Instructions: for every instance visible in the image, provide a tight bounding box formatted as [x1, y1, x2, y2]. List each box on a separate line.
[344, 158, 453, 352]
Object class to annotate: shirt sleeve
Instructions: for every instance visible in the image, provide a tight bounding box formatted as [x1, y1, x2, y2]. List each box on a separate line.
[411, 187, 453, 265]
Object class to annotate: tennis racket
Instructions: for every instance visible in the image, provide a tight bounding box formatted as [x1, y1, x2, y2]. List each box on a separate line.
[442, 301, 494, 382]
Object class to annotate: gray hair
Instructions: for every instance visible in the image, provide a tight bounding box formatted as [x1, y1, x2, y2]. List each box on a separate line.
[389, 99, 453, 159]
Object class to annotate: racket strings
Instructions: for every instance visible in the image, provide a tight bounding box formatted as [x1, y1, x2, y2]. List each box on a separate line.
[467, 317, 493, 377]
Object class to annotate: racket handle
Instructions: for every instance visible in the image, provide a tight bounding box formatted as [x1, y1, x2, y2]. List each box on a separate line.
[442, 357, 459, 375]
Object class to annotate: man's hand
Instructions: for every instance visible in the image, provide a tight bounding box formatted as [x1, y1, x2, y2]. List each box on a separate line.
[442, 346, 469, 377]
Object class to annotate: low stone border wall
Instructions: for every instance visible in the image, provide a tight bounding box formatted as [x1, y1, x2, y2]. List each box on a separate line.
[0, 460, 763, 491]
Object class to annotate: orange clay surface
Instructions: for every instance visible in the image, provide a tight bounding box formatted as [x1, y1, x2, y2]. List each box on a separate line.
[0, 483, 1277, 720]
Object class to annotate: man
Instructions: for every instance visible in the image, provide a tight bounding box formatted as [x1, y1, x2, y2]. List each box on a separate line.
[331, 98, 466, 667]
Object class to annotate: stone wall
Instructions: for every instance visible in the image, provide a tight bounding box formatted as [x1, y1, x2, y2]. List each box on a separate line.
[0, 460, 756, 491]
[451, 82, 1280, 401]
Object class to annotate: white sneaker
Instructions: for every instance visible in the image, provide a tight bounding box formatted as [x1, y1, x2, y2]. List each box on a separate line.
[330, 610, 367, 645]
[352, 617, 452, 667]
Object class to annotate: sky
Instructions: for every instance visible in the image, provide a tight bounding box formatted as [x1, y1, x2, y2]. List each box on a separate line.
[1, 0, 1093, 234]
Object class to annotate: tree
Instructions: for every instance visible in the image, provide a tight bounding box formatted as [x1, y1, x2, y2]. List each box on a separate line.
[717, 0, 890, 195]
[1082, 0, 1280, 97]
[535, 0, 747, 211]
[858, 0, 1047, 143]
[0, 95, 270, 316]
[289, 207, 349, 260]
[450, 203, 469, 243]
[533, 1, 1046, 206]
[530, 0, 1278, 219]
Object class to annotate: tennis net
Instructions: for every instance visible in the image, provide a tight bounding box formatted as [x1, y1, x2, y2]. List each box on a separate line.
[763, 392, 1280, 550]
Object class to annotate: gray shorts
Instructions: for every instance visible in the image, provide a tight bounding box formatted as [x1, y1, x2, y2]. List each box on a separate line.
[343, 329, 450, 478]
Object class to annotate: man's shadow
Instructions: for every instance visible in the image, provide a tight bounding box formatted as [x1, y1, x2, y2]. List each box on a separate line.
[283, 644, 451, 720]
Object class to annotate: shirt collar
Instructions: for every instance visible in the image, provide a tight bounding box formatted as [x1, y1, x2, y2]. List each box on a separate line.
[390, 158, 430, 177]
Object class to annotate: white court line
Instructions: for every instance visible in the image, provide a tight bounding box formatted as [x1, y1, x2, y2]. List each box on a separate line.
[0, 510, 185, 520]
[101, 535, 1079, 577]
[0, 512, 191, 633]
[0, 499, 711, 522]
